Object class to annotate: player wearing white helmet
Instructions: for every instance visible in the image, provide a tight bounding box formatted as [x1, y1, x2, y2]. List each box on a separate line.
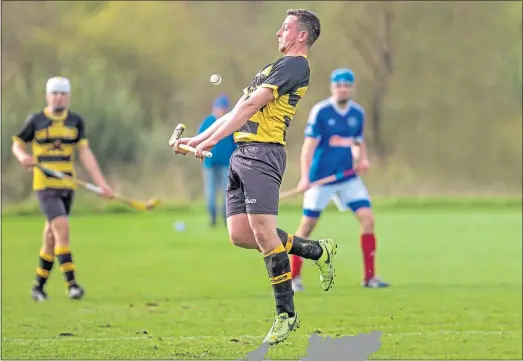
[11, 76, 114, 301]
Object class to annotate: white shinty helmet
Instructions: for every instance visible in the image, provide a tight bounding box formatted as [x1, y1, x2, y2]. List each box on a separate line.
[46, 76, 71, 94]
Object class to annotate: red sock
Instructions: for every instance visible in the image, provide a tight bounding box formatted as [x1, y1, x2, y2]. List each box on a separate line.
[361, 233, 376, 281]
[290, 255, 303, 279]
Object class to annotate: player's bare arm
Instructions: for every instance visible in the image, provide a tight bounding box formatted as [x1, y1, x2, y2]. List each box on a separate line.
[172, 94, 248, 155]
[355, 140, 370, 172]
[297, 137, 319, 191]
[11, 115, 37, 169]
[11, 141, 35, 168]
[77, 144, 114, 198]
[194, 87, 274, 157]
[171, 114, 231, 155]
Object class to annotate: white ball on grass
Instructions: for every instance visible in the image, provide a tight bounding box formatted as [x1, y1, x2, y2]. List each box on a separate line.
[173, 221, 186, 232]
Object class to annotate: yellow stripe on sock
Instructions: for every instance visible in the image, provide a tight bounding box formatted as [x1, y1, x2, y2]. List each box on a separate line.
[270, 272, 291, 285]
[39, 251, 54, 262]
[36, 267, 49, 278]
[59, 262, 75, 272]
[284, 235, 294, 253]
[263, 244, 286, 257]
[54, 246, 71, 256]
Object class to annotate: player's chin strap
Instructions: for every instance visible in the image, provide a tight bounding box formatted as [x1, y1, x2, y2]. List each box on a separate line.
[279, 168, 358, 200]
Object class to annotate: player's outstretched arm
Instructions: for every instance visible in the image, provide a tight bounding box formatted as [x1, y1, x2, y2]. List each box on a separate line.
[208, 87, 274, 144]
[174, 94, 246, 155]
[192, 94, 249, 144]
[77, 144, 114, 198]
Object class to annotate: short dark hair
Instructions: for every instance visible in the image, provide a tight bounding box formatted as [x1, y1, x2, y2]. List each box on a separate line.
[286, 9, 321, 47]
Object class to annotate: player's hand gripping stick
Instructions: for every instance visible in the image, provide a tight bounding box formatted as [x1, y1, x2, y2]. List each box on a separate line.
[168, 123, 213, 158]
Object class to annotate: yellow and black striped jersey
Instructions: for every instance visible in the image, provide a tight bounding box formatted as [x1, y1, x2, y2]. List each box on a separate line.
[12, 108, 88, 191]
[234, 55, 310, 146]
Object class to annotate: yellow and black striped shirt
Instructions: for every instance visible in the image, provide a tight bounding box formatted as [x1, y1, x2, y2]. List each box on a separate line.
[234, 55, 310, 146]
[12, 108, 88, 191]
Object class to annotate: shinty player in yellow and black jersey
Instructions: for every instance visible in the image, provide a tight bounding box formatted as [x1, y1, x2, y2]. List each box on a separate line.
[11, 76, 114, 302]
[233, 54, 310, 145]
[172, 9, 337, 346]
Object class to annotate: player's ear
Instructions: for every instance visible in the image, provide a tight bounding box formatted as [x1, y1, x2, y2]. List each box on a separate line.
[298, 31, 308, 44]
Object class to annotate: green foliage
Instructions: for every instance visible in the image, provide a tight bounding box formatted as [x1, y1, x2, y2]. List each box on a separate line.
[2, 1, 521, 204]
[58, 57, 148, 168]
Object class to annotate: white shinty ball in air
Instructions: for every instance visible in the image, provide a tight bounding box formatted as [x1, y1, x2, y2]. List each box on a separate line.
[210, 74, 222, 85]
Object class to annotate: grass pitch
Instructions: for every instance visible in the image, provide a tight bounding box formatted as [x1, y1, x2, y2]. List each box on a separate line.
[1, 207, 522, 359]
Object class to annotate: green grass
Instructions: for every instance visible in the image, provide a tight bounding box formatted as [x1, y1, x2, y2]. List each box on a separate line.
[1, 207, 522, 359]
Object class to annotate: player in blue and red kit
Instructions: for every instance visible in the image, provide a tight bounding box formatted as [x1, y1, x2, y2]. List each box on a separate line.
[290, 68, 390, 291]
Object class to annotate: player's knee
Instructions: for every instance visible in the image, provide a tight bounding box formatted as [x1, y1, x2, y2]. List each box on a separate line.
[50, 216, 70, 245]
[363, 215, 375, 233]
[227, 220, 257, 249]
[44, 221, 54, 238]
[43, 222, 55, 249]
[251, 221, 279, 249]
[251, 228, 273, 249]
[247, 214, 279, 251]
[251, 227, 266, 242]
[357, 209, 375, 233]
[229, 230, 251, 248]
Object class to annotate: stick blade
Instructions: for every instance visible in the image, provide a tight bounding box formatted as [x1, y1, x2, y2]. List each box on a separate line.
[128, 201, 149, 211]
[146, 197, 161, 210]
[127, 197, 161, 211]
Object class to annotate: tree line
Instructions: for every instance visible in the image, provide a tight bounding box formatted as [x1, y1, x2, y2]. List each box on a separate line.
[2, 1, 521, 203]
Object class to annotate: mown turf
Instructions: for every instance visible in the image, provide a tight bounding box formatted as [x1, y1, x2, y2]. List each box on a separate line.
[1, 207, 522, 359]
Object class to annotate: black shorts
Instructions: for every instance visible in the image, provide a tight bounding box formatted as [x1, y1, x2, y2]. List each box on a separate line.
[36, 188, 75, 221]
[226, 142, 286, 217]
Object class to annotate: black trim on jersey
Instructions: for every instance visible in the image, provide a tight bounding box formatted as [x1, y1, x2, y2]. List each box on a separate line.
[288, 94, 302, 108]
[34, 138, 80, 145]
[237, 120, 260, 135]
[37, 155, 72, 163]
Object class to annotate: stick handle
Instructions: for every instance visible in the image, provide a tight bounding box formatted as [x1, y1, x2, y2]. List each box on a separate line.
[279, 187, 304, 200]
[178, 144, 213, 158]
[34, 164, 104, 194]
[34, 164, 157, 211]
[279, 169, 357, 200]
[168, 123, 213, 158]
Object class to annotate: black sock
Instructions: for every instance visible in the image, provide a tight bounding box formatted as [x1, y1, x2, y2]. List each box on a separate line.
[263, 244, 295, 316]
[34, 250, 54, 289]
[276, 228, 323, 260]
[55, 246, 77, 288]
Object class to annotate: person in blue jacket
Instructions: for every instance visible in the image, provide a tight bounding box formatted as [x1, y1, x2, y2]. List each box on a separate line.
[197, 94, 237, 226]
